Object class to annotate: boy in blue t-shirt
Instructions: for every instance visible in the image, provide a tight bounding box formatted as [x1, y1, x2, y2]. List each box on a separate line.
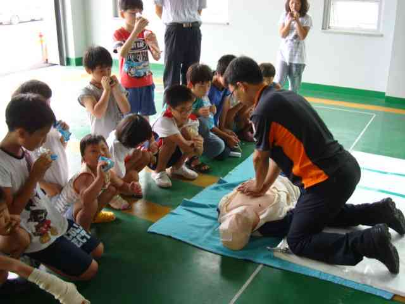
[187, 63, 229, 168]
[208, 55, 240, 151]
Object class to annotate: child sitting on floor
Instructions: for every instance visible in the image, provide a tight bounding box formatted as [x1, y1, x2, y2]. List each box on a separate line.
[187, 63, 229, 171]
[13, 80, 71, 199]
[56, 134, 144, 231]
[0, 189, 89, 303]
[259, 62, 282, 89]
[149, 85, 203, 188]
[79, 46, 130, 139]
[107, 114, 157, 206]
[0, 94, 103, 281]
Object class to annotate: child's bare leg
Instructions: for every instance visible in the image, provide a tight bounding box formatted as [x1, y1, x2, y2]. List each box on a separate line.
[172, 151, 196, 170]
[155, 138, 177, 173]
[95, 185, 117, 215]
[126, 150, 151, 173]
[75, 199, 98, 232]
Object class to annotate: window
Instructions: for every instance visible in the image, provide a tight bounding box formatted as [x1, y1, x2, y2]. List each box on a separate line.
[322, 0, 383, 34]
[201, 0, 229, 25]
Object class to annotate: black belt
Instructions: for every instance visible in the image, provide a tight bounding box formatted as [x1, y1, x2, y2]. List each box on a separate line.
[167, 22, 200, 28]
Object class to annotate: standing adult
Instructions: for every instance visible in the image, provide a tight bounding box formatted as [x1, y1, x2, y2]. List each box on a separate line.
[155, 0, 207, 89]
[223, 56, 404, 274]
[275, 0, 312, 93]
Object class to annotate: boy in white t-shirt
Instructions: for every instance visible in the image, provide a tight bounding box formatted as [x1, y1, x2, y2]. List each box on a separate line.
[149, 85, 203, 188]
[12, 80, 70, 198]
[106, 114, 157, 205]
[0, 189, 89, 302]
[0, 94, 103, 281]
[78, 46, 131, 139]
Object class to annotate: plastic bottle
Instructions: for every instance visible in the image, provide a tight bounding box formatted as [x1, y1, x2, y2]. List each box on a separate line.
[99, 156, 114, 172]
[54, 121, 71, 142]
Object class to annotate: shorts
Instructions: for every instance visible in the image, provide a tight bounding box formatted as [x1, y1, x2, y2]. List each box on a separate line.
[148, 132, 183, 170]
[26, 220, 100, 277]
[127, 84, 157, 116]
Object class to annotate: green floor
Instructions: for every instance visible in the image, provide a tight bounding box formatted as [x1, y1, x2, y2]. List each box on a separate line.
[1, 64, 404, 303]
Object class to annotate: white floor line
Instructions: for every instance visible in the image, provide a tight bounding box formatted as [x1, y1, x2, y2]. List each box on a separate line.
[349, 114, 376, 152]
[314, 105, 375, 116]
[229, 264, 264, 304]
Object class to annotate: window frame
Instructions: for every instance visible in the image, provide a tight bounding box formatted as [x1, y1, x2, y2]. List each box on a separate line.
[322, 0, 383, 36]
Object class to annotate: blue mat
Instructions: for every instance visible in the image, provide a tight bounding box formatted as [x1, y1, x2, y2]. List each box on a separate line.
[148, 155, 393, 299]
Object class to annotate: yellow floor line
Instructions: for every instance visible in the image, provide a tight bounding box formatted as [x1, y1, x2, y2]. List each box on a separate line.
[180, 173, 220, 188]
[393, 295, 405, 303]
[123, 198, 172, 222]
[307, 97, 405, 115]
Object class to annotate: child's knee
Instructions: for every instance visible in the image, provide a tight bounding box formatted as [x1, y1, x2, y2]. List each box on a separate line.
[91, 242, 104, 259]
[106, 184, 118, 196]
[125, 170, 139, 183]
[79, 260, 99, 281]
[141, 150, 151, 166]
[162, 138, 177, 149]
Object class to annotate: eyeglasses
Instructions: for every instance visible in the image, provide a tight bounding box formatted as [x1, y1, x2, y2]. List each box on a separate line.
[173, 106, 193, 115]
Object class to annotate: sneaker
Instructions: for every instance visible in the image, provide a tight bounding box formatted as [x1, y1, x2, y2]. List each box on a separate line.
[170, 164, 198, 180]
[375, 198, 405, 235]
[369, 223, 399, 274]
[109, 195, 130, 210]
[151, 171, 172, 188]
[93, 211, 116, 223]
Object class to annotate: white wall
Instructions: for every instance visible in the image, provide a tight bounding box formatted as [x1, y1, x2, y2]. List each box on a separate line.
[63, 0, 87, 59]
[386, 0, 405, 99]
[78, 0, 402, 94]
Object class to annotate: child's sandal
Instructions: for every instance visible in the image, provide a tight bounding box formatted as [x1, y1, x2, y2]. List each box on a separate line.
[186, 156, 210, 173]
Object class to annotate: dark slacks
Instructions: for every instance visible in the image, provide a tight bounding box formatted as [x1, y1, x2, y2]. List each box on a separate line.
[259, 151, 382, 266]
[163, 24, 202, 89]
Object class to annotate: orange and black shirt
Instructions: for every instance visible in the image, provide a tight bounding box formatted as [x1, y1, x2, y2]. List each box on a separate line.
[251, 86, 348, 189]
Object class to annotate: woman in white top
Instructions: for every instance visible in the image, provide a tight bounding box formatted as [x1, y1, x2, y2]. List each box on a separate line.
[275, 0, 312, 93]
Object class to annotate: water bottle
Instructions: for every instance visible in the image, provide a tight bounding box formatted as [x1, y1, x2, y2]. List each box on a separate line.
[99, 156, 114, 172]
[54, 121, 71, 142]
[37, 147, 58, 161]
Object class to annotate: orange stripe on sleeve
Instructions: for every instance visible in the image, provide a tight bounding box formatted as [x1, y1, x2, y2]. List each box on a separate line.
[269, 122, 329, 188]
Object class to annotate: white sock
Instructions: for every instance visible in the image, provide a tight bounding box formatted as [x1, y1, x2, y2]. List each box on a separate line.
[28, 269, 90, 304]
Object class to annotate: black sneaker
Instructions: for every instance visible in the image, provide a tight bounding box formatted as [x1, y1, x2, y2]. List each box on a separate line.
[376, 198, 405, 235]
[370, 223, 399, 274]
[0, 277, 32, 295]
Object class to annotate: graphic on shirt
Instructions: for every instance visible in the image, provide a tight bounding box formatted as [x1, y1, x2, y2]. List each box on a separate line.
[124, 38, 151, 78]
[63, 222, 91, 248]
[25, 194, 58, 244]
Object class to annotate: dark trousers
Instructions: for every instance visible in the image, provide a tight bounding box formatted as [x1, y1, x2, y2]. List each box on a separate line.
[163, 24, 202, 89]
[259, 151, 382, 266]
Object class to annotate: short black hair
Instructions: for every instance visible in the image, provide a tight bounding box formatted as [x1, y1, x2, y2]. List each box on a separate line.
[224, 56, 263, 86]
[164, 85, 195, 109]
[119, 0, 143, 11]
[6, 93, 56, 134]
[186, 63, 213, 85]
[83, 46, 113, 71]
[216, 54, 237, 76]
[259, 63, 276, 78]
[80, 134, 104, 157]
[13, 80, 52, 100]
[115, 114, 152, 148]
